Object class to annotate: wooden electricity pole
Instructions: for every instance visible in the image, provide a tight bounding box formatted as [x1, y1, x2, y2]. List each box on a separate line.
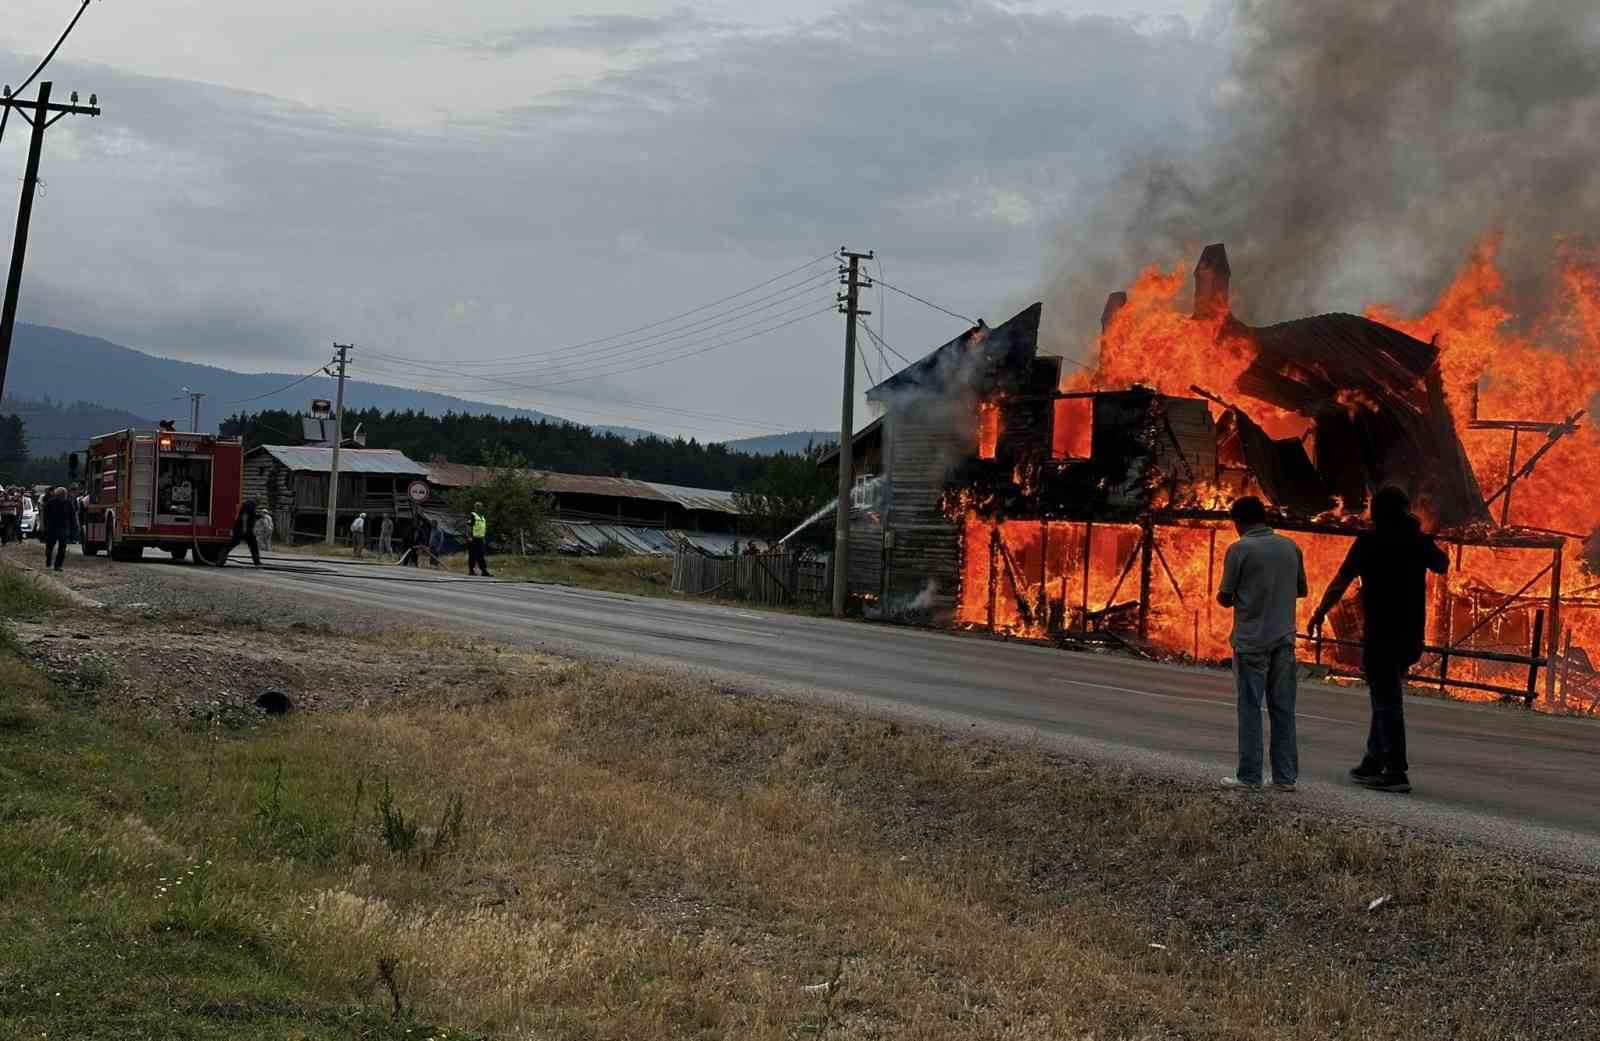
[0, 81, 100, 402]
[323, 343, 352, 546]
[832, 248, 873, 618]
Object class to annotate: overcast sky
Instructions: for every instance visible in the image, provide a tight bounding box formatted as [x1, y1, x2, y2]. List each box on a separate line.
[1, 0, 1224, 441]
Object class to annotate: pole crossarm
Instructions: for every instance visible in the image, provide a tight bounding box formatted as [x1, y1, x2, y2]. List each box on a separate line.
[0, 96, 100, 117]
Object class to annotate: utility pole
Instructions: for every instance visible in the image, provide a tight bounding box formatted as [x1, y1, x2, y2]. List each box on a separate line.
[832, 248, 873, 618]
[324, 343, 352, 546]
[184, 389, 205, 432]
[0, 81, 101, 402]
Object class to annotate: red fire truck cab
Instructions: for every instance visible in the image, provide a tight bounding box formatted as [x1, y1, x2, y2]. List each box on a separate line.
[80, 429, 245, 563]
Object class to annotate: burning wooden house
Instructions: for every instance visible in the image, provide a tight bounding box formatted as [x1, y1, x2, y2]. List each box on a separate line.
[834, 244, 1591, 711]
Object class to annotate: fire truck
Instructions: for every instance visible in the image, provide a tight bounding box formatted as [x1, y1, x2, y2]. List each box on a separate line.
[79, 429, 245, 562]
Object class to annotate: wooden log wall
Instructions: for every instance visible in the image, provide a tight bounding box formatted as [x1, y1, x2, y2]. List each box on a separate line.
[880, 407, 962, 620]
[242, 457, 294, 538]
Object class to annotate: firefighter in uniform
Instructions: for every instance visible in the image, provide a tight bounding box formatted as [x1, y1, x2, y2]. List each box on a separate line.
[223, 500, 262, 566]
[468, 502, 492, 577]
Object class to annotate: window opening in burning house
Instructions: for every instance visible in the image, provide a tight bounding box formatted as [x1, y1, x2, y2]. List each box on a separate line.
[976, 401, 1000, 460]
[156, 455, 213, 525]
[1051, 396, 1093, 460]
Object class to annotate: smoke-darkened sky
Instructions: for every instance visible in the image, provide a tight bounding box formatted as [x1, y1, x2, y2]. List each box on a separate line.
[4, 1, 1593, 441]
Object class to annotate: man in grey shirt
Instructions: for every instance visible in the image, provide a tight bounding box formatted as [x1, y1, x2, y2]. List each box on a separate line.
[1216, 496, 1307, 790]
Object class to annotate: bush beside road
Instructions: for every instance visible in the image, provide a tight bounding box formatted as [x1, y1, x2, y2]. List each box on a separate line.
[2, 550, 1599, 1038]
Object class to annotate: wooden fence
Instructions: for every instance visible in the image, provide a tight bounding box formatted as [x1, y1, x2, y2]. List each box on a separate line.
[672, 545, 830, 607]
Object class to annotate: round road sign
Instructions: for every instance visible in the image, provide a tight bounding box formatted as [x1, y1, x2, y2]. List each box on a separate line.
[406, 480, 430, 503]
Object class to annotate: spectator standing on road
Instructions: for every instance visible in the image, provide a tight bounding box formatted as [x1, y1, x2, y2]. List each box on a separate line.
[378, 514, 394, 557]
[1216, 496, 1307, 792]
[41, 487, 74, 572]
[351, 513, 367, 558]
[1309, 486, 1448, 795]
[222, 500, 262, 567]
[403, 517, 429, 568]
[468, 502, 492, 577]
[255, 509, 275, 553]
[0, 486, 15, 546]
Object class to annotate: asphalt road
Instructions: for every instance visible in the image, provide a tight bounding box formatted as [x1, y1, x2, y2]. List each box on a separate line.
[132, 553, 1600, 863]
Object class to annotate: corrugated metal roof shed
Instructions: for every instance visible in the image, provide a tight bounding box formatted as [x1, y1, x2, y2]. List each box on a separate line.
[424, 461, 740, 515]
[546, 522, 744, 557]
[253, 446, 429, 476]
[640, 481, 740, 514]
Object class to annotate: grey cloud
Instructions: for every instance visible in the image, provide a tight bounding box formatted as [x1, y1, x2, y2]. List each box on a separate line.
[442, 11, 716, 56]
[1, 3, 1225, 433]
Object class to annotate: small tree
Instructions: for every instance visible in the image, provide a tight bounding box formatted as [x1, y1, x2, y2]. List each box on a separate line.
[733, 446, 834, 543]
[447, 448, 555, 554]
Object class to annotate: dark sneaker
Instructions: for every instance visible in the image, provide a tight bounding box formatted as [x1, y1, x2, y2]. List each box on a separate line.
[1271, 780, 1296, 792]
[1363, 771, 1411, 794]
[1349, 762, 1383, 784]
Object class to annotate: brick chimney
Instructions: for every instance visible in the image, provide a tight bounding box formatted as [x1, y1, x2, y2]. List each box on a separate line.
[1100, 291, 1128, 333]
[1193, 243, 1230, 320]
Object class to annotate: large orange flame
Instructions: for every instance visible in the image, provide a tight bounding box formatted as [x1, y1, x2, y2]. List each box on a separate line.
[955, 235, 1600, 713]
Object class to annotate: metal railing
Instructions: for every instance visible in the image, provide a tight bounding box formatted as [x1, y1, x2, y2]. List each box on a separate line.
[1304, 608, 1548, 705]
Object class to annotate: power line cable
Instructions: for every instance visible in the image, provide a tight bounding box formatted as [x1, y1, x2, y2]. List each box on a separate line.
[871, 275, 976, 325]
[376, 251, 836, 367]
[221, 365, 329, 406]
[874, 256, 888, 377]
[439, 269, 837, 371]
[11, 0, 92, 97]
[1, 0, 93, 147]
[353, 360, 799, 433]
[364, 275, 834, 380]
[364, 292, 832, 385]
[376, 305, 835, 397]
[856, 318, 912, 367]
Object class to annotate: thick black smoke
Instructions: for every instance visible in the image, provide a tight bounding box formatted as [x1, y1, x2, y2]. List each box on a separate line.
[1045, 0, 1600, 349]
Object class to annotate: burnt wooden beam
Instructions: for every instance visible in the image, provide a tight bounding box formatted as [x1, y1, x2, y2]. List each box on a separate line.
[995, 531, 1036, 629]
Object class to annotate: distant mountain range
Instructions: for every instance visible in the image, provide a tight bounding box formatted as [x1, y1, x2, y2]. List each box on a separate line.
[0, 397, 157, 456]
[1, 324, 827, 458]
[718, 431, 836, 456]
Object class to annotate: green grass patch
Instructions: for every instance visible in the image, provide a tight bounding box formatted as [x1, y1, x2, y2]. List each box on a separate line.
[0, 562, 66, 619]
[0, 649, 486, 1040]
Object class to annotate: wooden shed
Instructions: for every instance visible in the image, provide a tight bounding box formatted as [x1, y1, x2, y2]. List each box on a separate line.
[244, 446, 429, 541]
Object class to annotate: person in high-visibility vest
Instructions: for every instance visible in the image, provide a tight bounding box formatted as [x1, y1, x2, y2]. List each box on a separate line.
[468, 501, 492, 577]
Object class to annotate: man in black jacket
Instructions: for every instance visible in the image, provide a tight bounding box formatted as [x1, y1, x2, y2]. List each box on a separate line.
[1309, 486, 1449, 793]
[223, 500, 262, 566]
[41, 487, 75, 572]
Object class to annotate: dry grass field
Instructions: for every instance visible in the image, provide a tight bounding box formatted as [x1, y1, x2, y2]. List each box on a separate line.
[2, 562, 1598, 1039]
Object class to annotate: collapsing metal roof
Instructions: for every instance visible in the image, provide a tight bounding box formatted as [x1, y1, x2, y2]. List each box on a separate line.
[1225, 310, 1490, 525]
[252, 446, 429, 476]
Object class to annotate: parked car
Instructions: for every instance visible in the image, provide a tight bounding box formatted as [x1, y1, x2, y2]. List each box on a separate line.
[18, 494, 36, 539]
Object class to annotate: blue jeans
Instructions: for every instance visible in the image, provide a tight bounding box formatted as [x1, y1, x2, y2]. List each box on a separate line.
[1234, 640, 1298, 785]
